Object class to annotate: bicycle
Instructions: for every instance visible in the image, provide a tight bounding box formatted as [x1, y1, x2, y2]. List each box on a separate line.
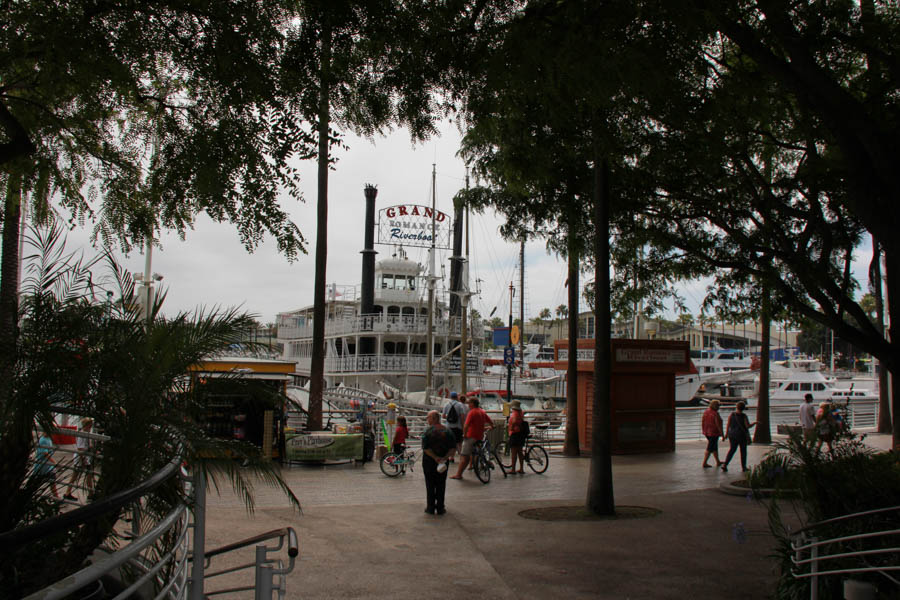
[496, 424, 549, 474]
[472, 429, 507, 484]
[380, 447, 420, 477]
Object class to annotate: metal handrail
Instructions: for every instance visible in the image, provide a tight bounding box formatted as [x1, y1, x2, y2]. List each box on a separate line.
[791, 505, 900, 596]
[0, 456, 182, 549]
[24, 500, 189, 600]
[200, 527, 299, 600]
[202, 527, 299, 561]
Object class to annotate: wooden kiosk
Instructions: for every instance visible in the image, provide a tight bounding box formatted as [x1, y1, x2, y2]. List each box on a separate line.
[554, 339, 690, 454]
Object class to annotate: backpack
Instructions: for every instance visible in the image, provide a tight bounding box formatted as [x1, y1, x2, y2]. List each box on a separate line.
[447, 401, 459, 425]
[520, 418, 530, 438]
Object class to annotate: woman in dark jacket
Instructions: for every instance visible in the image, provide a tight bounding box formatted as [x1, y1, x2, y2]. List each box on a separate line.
[721, 401, 756, 473]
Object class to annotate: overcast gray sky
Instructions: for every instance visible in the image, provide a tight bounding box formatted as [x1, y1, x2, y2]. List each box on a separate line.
[55, 126, 574, 326]
[47, 124, 874, 328]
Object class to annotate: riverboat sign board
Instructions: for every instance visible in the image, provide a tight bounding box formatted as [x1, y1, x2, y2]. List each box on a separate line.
[285, 432, 364, 461]
[377, 204, 452, 249]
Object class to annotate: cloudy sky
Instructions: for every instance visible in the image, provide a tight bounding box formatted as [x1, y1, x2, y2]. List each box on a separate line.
[53, 125, 574, 326]
[44, 123, 874, 329]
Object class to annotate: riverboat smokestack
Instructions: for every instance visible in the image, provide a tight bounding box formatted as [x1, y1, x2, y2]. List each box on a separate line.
[361, 185, 378, 355]
[449, 201, 463, 316]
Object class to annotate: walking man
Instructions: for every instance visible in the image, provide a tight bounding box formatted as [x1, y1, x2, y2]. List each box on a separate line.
[799, 393, 817, 442]
[421, 410, 455, 515]
[450, 397, 492, 480]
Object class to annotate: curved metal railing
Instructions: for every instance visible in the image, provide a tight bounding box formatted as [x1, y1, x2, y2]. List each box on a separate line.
[791, 505, 900, 598]
[9, 418, 300, 600]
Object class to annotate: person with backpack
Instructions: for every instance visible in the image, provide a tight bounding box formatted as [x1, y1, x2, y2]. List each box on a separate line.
[721, 401, 756, 473]
[442, 391, 467, 453]
[508, 400, 528, 474]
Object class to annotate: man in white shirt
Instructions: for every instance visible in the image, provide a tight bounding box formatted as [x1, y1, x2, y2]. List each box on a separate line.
[799, 393, 817, 442]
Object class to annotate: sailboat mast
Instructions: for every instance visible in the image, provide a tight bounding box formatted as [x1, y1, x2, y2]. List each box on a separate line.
[425, 164, 436, 400]
[519, 239, 525, 376]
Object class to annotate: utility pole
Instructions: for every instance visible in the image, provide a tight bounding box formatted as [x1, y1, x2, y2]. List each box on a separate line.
[507, 282, 514, 400]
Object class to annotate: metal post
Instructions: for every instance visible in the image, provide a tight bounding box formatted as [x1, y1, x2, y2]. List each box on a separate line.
[507, 282, 514, 400]
[189, 469, 206, 600]
[810, 536, 818, 600]
[255, 546, 273, 600]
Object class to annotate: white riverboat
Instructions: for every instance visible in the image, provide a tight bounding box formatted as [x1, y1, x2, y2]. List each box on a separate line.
[277, 246, 483, 399]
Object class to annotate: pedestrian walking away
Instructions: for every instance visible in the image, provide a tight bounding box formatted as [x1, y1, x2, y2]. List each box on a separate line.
[64, 417, 95, 501]
[722, 401, 756, 473]
[442, 391, 467, 453]
[33, 431, 60, 498]
[421, 410, 455, 515]
[799, 393, 817, 442]
[815, 402, 837, 453]
[451, 397, 492, 480]
[701, 400, 723, 468]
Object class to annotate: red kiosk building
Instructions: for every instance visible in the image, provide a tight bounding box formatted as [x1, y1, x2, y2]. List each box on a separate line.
[554, 338, 690, 454]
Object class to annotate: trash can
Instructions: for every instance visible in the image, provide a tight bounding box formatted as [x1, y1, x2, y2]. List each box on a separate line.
[487, 425, 505, 449]
[363, 433, 376, 463]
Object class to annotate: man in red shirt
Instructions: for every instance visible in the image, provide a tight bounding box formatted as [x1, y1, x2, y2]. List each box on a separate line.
[450, 397, 493, 480]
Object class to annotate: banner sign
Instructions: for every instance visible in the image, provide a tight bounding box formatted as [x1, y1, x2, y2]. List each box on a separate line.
[285, 433, 363, 461]
[446, 356, 481, 371]
[557, 348, 595, 361]
[615, 347, 686, 364]
[377, 204, 452, 249]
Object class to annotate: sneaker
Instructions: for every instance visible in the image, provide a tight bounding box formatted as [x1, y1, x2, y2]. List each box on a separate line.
[721, 465, 728, 472]
[424, 507, 435, 515]
[436, 508, 446, 515]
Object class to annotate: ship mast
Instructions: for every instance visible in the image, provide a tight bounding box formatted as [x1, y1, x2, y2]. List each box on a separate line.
[425, 164, 436, 400]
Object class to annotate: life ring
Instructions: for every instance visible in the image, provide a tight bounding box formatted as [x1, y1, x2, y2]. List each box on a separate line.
[383, 388, 394, 400]
[436, 386, 450, 398]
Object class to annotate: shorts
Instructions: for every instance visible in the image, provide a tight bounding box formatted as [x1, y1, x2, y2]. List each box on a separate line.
[460, 437, 476, 456]
[705, 435, 719, 453]
[509, 431, 527, 448]
[450, 428, 463, 445]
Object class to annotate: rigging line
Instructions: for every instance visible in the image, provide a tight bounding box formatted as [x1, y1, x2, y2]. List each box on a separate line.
[468, 210, 519, 318]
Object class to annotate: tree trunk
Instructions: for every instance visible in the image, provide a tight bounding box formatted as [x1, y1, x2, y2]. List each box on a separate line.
[885, 249, 900, 449]
[0, 172, 22, 366]
[308, 23, 332, 431]
[586, 155, 614, 515]
[870, 238, 892, 433]
[754, 290, 771, 444]
[0, 171, 31, 533]
[563, 209, 580, 456]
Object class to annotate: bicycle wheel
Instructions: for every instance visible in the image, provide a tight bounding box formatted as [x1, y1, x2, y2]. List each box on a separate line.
[474, 453, 491, 484]
[526, 445, 549, 474]
[380, 452, 402, 477]
[491, 447, 508, 477]
[494, 441, 513, 470]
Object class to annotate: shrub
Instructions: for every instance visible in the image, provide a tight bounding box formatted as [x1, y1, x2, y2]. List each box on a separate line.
[756, 430, 900, 599]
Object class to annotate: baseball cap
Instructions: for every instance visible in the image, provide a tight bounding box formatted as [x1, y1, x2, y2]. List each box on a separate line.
[450, 391, 458, 399]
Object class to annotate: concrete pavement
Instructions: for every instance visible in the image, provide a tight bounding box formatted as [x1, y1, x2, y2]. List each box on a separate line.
[200, 433, 894, 599]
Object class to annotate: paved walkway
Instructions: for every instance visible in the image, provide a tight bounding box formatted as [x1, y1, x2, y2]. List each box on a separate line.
[200, 433, 894, 599]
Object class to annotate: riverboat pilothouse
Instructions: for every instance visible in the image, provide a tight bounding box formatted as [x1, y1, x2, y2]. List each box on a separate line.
[277, 185, 483, 400]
